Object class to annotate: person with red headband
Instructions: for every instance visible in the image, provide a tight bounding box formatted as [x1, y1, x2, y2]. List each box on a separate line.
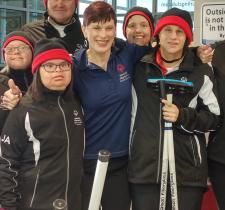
[123, 6, 154, 47]
[21, 0, 84, 54]
[0, 38, 84, 210]
[0, 31, 34, 133]
[1, 0, 85, 111]
[127, 7, 220, 210]
[0, 31, 34, 93]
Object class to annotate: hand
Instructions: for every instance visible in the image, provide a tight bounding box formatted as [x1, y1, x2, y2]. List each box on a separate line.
[161, 99, 179, 122]
[197, 45, 214, 64]
[8, 79, 21, 95]
[0, 79, 22, 110]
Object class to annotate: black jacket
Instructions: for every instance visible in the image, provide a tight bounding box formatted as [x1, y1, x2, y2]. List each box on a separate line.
[208, 41, 225, 164]
[128, 48, 220, 188]
[0, 66, 33, 134]
[0, 89, 84, 210]
[21, 13, 85, 54]
[0, 74, 9, 133]
[0, 66, 33, 94]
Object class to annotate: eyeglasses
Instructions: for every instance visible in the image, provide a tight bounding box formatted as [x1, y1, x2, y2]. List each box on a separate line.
[127, 22, 150, 31]
[4, 45, 31, 54]
[41, 62, 71, 73]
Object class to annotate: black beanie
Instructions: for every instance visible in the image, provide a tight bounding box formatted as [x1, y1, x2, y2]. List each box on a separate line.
[32, 38, 72, 74]
[123, 6, 154, 38]
[2, 31, 35, 59]
[154, 7, 193, 44]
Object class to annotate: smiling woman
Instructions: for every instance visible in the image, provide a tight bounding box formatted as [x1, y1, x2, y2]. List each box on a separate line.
[123, 6, 154, 46]
[72, 1, 151, 210]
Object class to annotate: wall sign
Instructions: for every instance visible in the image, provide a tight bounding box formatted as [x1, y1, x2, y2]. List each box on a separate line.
[201, 2, 225, 44]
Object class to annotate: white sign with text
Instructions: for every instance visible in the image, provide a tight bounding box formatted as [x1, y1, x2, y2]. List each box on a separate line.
[201, 2, 225, 44]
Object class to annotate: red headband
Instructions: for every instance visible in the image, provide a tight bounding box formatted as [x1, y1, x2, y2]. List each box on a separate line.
[32, 49, 72, 74]
[2, 35, 34, 60]
[123, 11, 154, 38]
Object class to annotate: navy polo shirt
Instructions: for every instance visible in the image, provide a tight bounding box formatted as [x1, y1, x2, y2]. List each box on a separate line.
[73, 42, 149, 159]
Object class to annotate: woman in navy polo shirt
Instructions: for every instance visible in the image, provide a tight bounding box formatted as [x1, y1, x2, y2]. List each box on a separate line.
[73, 1, 149, 210]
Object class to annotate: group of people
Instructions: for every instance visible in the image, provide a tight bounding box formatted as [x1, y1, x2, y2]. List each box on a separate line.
[0, 0, 224, 210]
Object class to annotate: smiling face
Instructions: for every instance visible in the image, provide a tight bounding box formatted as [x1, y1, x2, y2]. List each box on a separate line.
[47, 0, 75, 24]
[4, 40, 32, 70]
[126, 15, 151, 46]
[158, 25, 186, 59]
[82, 19, 116, 56]
[39, 59, 72, 91]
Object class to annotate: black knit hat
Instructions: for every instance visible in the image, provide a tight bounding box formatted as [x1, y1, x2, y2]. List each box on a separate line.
[32, 38, 72, 74]
[154, 8, 193, 43]
[2, 31, 34, 59]
[123, 6, 154, 38]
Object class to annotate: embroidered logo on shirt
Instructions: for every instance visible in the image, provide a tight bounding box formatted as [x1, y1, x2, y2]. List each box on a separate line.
[117, 64, 130, 82]
[1, 135, 11, 144]
[73, 110, 83, 126]
[117, 64, 125, 73]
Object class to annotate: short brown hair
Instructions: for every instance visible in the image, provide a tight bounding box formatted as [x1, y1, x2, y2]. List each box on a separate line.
[83, 1, 116, 26]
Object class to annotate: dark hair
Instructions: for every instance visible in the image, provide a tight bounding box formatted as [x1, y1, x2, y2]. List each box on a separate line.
[83, 1, 116, 26]
[27, 70, 46, 101]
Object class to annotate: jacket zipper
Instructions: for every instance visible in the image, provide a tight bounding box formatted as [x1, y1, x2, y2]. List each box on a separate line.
[147, 63, 164, 183]
[58, 96, 70, 203]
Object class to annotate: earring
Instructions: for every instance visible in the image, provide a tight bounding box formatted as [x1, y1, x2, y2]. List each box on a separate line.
[84, 38, 89, 48]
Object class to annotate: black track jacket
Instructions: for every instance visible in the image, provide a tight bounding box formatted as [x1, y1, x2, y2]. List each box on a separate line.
[0, 89, 84, 210]
[129, 48, 220, 188]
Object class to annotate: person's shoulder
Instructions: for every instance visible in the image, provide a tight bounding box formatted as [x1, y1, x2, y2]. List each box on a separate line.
[22, 19, 45, 30]
[212, 40, 225, 49]
[0, 65, 10, 74]
[183, 49, 211, 73]
[192, 56, 213, 76]
[0, 73, 9, 82]
[19, 94, 35, 109]
[73, 48, 86, 62]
